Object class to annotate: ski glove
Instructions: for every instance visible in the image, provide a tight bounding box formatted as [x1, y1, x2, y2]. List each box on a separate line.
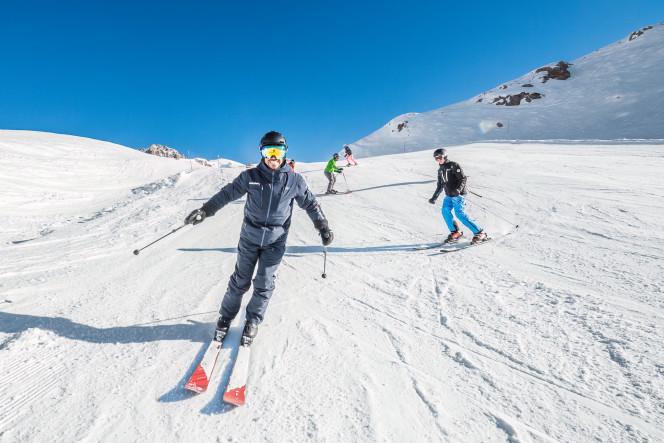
[314, 220, 334, 246]
[185, 208, 206, 225]
[337, 168, 344, 173]
[428, 197, 437, 204]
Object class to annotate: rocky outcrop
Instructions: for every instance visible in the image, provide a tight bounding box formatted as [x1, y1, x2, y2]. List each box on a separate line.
[629, 26, 653, 41]
[535, 61, 571, 83]
[392, 121, 409, 133]
[194, 158, 212, 167]
[491, 92, 543, 106]
[140, 144, 185, 159]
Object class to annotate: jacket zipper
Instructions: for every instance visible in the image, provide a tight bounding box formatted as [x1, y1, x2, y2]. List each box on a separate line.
[260, 170, 275, 247]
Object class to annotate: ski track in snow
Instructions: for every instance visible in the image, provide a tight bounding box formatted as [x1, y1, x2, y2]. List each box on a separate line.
[1, 132, 664, 441]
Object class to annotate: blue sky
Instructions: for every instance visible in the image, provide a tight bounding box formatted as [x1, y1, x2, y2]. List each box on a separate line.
[1, 1, 662, 162]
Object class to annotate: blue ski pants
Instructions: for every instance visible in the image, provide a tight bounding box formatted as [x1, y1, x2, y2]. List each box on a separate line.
[442, 195, 482, 234]
[220, 236, 286, 325]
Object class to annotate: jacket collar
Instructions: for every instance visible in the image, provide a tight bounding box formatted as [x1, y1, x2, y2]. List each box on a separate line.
[256, 159, 290, 177]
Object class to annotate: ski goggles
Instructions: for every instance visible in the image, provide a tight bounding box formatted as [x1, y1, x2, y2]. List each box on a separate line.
[434, 155, 444, 160]
[261, 146, 287, 159]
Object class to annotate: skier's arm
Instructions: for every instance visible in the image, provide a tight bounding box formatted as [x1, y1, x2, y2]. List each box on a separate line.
[453, 165, 467, 196]
[201, 171, 250, 216]
[295, 177, 327, 223]
[430, 171, 443, 202]
[295, 177, 332, 245]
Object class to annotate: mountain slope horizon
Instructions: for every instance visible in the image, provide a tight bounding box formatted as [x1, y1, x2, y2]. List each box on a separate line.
[352, 21, 664, 157]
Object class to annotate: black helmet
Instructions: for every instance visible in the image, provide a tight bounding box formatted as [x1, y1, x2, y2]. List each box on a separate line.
[259, 131, 288, 150]
[433, 148, 447, 159]
[333, 153, 340, 160]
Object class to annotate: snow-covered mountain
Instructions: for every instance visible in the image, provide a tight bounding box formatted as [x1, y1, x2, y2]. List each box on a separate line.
[353, 22, 664, 156]
[1, 129, 663, 441]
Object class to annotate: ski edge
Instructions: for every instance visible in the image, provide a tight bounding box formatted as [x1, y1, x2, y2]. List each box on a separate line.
[223, 344, 252, 406]
[184, 340, 222, 393]
[438, 232, 513, 253]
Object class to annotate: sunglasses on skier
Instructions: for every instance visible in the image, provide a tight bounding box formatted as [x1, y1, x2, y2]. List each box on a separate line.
[261, 146, 287, 159]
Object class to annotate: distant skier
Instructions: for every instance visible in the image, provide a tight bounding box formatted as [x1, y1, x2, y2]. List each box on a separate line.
[185, 131, 334, 346]
[343, 145, 358, 166]
[287, 159, 296, 172]
[324, 153, 344, 194]
[428, 148, 487, 245]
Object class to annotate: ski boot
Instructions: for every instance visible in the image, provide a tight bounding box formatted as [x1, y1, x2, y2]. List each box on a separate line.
[326, 190, 338, 195]
[444, 230, 463, 244]
[214, 316, 232, 342]
[241, 321, 258, 347]
[471, 231, 488, 245]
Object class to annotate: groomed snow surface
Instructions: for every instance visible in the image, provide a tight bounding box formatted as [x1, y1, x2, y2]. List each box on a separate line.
[1, 131, 663, 442]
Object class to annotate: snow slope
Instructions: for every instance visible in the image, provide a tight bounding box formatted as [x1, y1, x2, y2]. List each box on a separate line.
[1, 132, 663, 441]
[353, 22, 664, 157]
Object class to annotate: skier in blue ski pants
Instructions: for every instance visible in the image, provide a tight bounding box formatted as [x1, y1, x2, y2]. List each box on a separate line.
[429, 148, 487, 244]
[442, 196, 481, 234]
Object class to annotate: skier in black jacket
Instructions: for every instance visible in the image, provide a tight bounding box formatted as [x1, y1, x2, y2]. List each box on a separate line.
[184, 131, 334, 346]
[429, 148, 487, 245]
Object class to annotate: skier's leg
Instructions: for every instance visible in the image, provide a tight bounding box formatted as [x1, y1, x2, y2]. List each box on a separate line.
[219, 237, 260, 320]
[441, 196, 457, 231]
[451, 196, 482, 234]
[245, 241, 286, 324]
[350, 154, 358, 165]
[325, 171, 334, 193]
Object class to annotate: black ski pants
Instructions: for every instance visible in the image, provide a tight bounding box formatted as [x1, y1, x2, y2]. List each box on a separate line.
[219, 236, 286, 325]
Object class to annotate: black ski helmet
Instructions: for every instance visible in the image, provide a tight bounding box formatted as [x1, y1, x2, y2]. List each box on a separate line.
[333, 153, 340, 160]
[259, 131, 288, 150]
[433, 148, 447, 159]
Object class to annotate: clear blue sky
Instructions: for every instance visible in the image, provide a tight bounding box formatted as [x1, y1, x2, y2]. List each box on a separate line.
[1, 1, 662, 162]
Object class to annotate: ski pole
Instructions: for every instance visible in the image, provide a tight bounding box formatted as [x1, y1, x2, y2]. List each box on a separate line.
[133, 224, 186, 255]
[469, 199, 519, 228]
[468, 189, 483, 198]
[322, 247, 328, 279]
[342, 172, 350, 192]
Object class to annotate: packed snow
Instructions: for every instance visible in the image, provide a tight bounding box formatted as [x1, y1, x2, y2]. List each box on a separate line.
[1, 130, 663, 441]
[352, 22, 664, 156]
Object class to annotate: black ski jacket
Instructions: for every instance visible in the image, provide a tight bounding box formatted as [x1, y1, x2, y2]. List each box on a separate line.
[431, 160, 467, 199]
[201, 160, 326, 247]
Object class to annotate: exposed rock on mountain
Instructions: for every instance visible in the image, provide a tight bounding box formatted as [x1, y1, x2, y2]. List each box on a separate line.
[629, 25, 654, 41]
[140, 144, 185, 159]
[535, 61, 571, 83]
[491, 92, 544, 106]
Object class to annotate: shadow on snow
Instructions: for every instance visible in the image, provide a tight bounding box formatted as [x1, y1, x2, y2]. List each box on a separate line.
[0, 311, 217, 345]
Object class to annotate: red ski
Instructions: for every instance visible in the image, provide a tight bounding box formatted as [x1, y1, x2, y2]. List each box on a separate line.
[223, 345, 252, 406]
[184, 340, 223, 393]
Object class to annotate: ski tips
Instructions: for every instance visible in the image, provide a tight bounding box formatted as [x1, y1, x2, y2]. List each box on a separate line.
[223, 386, 246, 406]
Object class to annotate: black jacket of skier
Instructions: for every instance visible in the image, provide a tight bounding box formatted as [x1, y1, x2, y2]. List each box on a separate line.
[185, 131, 333, 330]
[431, 160, 468, 199]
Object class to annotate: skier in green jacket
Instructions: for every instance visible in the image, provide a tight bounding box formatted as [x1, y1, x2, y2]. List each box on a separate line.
[324, 153, 344, 194]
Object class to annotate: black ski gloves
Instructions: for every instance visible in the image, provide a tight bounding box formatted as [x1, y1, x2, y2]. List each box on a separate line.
[185, 208, 207, 225]
[314, 220, 334, 246]
[428, 197, 437, 204]
[337, 168, 344, 173]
